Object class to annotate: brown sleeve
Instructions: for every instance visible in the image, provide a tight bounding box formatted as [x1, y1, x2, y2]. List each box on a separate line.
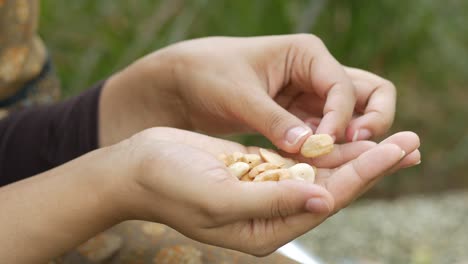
[0, 81, 104, 187]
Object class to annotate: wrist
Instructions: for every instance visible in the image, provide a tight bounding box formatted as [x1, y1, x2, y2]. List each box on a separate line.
[97, 135, 165, 222]
[138, 50, 190, 129]
[84, 144, 138, 223]
[106, 130, 180, 223]
[99, 52, 187, 146]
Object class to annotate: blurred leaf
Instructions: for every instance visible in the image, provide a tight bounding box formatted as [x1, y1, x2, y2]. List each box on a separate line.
[40, 0, 468, 197]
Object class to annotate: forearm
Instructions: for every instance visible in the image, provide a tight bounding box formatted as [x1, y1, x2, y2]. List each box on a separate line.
[0, 146, 128, 263]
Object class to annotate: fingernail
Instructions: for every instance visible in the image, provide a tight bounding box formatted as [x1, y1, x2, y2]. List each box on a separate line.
[402, 159, 421, 169]
[402, 160, 421, 169]
[305, 198, 330, 214]
[400, 150, 406, 159]
[352, 130, 359, 142]
[352, 129, 372, 142]
[285, 126, 311, 146]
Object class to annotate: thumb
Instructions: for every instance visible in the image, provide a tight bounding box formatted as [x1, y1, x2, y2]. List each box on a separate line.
[234, 93, 311, 153]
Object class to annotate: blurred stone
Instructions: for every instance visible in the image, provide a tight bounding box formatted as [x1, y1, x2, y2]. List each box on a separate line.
[77, 232, 122, 262]
[60, 221, 298, 263]
[141, 222, 166, 237]
[298, 191, 468, 264]
[153, 245, 202, 264]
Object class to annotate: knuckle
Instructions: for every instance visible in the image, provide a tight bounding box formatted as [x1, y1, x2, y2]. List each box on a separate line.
[350, 158, 366, 184]
[371, 111, 393, 135]
[350, 82, 359, 99]
[381, 80, 397, 96]
[294, 33, 324, 46]
[264, 110, 286, 135]
[383, 79, 396, 90]
[130, 127, 168, 144]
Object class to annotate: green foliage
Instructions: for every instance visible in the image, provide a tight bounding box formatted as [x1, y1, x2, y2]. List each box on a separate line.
[40, 0, 468, 197]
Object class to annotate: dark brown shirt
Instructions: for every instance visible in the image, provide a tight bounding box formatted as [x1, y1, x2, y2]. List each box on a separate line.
[0, 81, 103, 186]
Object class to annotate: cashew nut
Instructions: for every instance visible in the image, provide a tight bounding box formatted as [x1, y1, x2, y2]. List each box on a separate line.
[300, 134, 334, 158]
[259, 148, 286, 166]
[253, 169, 290, 182]
[248, 162, 281, 178]
[228, 162, 250, 179]
[287, 163, 316, 182]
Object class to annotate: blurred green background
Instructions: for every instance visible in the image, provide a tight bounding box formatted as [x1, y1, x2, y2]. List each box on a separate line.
[40, 0, 468, 198]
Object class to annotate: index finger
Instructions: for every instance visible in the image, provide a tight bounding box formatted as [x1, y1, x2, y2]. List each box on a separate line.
[286, 35, 357, 141]
[343, 66, 397, 141]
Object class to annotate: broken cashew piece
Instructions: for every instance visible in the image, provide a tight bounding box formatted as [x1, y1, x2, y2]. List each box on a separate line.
[240, 154, 262, 168]
[228, 162, 250, 179]
[240, 173, 253, 182]
[226, 152, 245, 166]
[253, 169, 290, 182]
[287, 163, 316, 182]
[300, 134, 334, 158]
[279, 172, 306, 181]
[221, 150, 318, 183]
[259, 148, 286, 166]
[248, 162, 281, 178]
[218, 154, 229, 166]
[282, 157, 298, 168]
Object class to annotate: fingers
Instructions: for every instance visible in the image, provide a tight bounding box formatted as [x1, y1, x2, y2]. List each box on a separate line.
[378, 131, 421, 166]
[219, 135, 410, 223]
[325, 144, 407, 210]
[234, 92, 312, 153]
[325, 132, 420, 204]
[212, 180, 333, 224]
[400, 149, 421, 168]
[343, 66, 397, 141]
[370, 132, 421, 180]
[263, 142, 405, 246]
[277, 34, 357, 141]
[282, 140, 377, 168]
[209, 132, 420, 255]
[316, 85, 356, 141]
[249, 144, 403, 249]
[356, 132, 421, 196]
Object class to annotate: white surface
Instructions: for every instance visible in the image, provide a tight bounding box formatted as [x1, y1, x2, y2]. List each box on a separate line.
[277, 241, 323, 264]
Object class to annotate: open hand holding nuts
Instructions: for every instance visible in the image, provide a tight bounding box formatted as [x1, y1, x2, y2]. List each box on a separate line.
[219, 134, 334, 183]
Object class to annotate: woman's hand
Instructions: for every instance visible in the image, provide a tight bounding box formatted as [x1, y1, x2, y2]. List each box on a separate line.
[0, 127, 418, 263]
[116, 127, 419, 256]
[100, 34, 397, 151]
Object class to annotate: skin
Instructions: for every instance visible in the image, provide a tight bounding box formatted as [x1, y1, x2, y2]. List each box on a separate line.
[0, 128, 420, 263]
[0, 34, 420, 262]
[99, 34, 397, 151]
